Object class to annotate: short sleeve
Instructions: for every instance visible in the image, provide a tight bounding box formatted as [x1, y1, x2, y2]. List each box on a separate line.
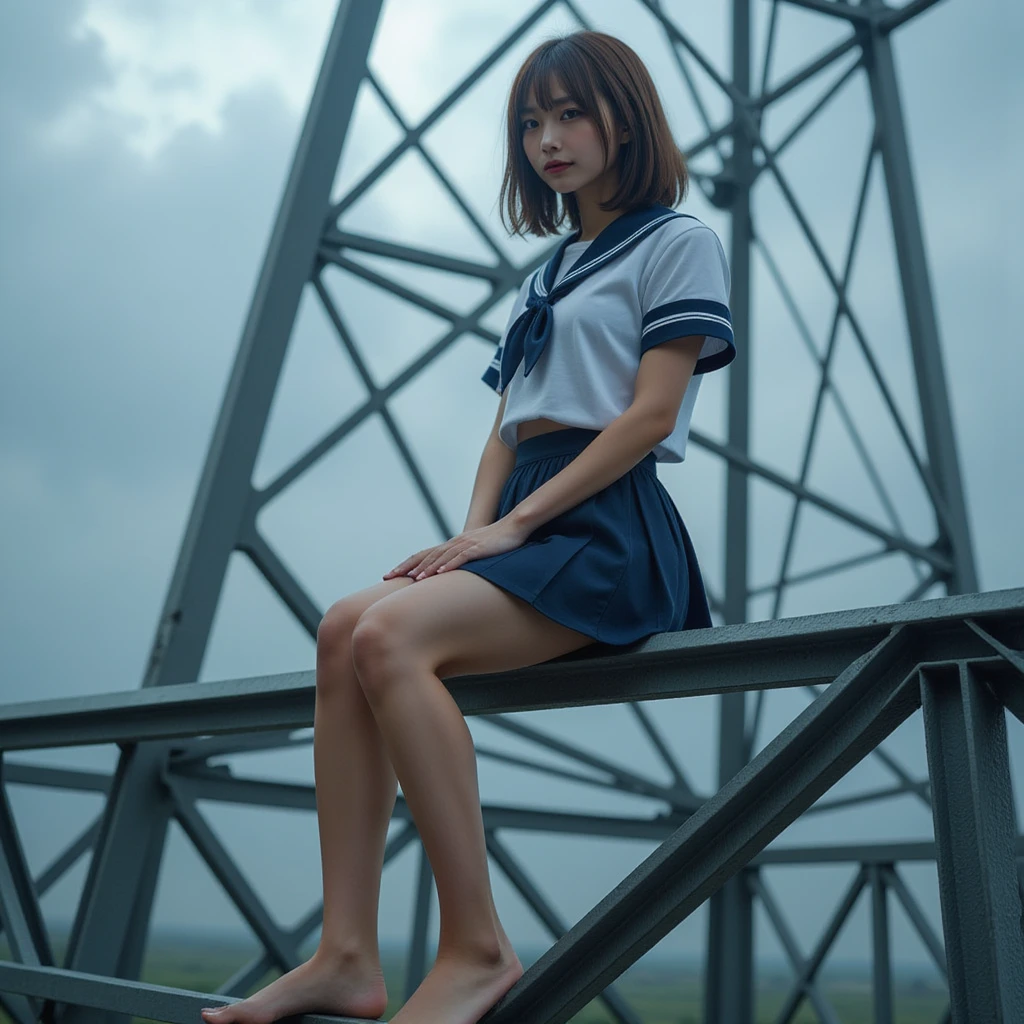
[638, 223, 735, 374]
[481, 276, 533, 395]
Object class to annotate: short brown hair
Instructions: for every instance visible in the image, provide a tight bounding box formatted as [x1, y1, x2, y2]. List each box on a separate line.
[498, 30, 689, 238]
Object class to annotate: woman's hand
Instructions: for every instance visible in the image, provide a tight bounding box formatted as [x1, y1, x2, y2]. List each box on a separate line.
[383, 517, 531, 582]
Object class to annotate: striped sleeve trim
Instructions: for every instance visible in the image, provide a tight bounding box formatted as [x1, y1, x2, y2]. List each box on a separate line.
[640, 298, 735, 373]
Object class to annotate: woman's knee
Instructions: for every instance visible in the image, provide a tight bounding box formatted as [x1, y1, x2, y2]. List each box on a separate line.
[317, 596, 362, 650]
[315, 600, 367, 698]
[317, 578, 415, 654]
[350, 605, 418, 701]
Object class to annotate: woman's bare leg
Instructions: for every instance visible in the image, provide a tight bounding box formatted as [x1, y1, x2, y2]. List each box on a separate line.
[348, 568, 597, 1024]
[200, 576, 416, 1024]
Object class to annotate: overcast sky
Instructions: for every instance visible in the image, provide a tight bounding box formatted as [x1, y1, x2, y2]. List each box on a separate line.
[1, 0, 1021, 981]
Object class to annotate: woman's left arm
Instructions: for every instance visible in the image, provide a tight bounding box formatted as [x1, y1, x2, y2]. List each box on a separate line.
[394, 334, 703, 581]
[506, 333, 704, 534]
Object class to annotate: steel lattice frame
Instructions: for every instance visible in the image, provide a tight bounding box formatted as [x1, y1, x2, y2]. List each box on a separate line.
[3, 591, 1024, 1022]
[0, 1, 998, 1023]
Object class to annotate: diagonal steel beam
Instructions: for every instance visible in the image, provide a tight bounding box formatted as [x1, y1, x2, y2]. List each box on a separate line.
[800, 678, 933, 810]
[965, 619, 1024, 679]
[482, 626, 921, 1023]
[138, 0, 384, 695]
[485, 830, 642, 1024]
[863, 5, 977, 591]
[326, 1, 560, 221]
[769, 131, 877, 620]
[238, 529, 323, 636]
[962, 619, 1024, 724]
[770, 866, 869, 1024]
[482, 715, 690, 806]
[803, 779, 929, 815]
[0, 762, 51, 1024]
[0, 814, 101, 952]
[879, 0, 947, 33]
[880, 864, 947, 978]
[688, 426, 953, 569]
[166, 780, 300, 972]
[628, 701, 700, 800]
[471, 743, 703, 814]
[213, 823, 419, 999]
[168, 730, 308, 768]
[748, 871, 842, 1024]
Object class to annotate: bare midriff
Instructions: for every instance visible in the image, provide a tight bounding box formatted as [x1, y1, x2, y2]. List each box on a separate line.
[516, 417, 577, 444]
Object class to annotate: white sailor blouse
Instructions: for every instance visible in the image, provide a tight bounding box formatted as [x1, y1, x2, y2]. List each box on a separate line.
[481, 203, 734, 463]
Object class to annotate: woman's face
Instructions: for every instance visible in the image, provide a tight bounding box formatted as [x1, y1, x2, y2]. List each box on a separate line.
[518, 74, 627, 196]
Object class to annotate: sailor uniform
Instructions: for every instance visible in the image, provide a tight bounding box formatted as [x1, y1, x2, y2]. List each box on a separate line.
[460, 203, 734, 646]
[483, 202, 734, 463]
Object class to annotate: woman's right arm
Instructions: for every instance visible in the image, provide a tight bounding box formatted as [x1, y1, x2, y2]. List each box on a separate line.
[462, 388, 516, 532]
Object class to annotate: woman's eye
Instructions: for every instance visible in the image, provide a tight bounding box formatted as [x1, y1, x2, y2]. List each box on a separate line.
[521, 108, 582, 131]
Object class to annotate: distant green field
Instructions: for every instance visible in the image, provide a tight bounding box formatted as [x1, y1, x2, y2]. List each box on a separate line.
[0, 936, 949, 1023]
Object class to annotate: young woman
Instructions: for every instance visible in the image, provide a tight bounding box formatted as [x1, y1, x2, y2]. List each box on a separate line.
[200, 27, 733, 1024]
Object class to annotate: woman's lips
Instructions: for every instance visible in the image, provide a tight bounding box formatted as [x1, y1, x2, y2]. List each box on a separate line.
[545, 162, 572, 173]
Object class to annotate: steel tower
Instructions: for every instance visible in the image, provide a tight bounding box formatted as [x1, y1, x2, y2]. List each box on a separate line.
[0, 2, 993, 1023]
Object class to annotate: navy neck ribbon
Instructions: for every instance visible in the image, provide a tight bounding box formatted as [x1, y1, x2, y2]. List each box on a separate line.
[498, 203, 696, 393]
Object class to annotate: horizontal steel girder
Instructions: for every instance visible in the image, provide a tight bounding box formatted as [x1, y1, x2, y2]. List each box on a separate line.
[1, 588, 1021, 752]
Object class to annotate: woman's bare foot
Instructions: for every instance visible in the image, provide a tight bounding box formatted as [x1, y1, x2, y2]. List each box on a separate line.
[389, 934, 523, 1024]
[199, 948, 388, 1024]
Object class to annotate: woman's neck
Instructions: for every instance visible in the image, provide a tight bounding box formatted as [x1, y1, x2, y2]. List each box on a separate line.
[576, 210, 622, 243]
[573, 171, 626, 242]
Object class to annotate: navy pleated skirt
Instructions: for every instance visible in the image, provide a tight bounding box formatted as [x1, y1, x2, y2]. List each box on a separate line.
[458, 427, 712, 646]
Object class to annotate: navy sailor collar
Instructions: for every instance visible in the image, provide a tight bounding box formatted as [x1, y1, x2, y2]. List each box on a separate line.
[499, 203, 697, 393]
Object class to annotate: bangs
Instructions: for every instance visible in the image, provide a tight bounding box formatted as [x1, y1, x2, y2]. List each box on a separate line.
[515, 56, 597, 122]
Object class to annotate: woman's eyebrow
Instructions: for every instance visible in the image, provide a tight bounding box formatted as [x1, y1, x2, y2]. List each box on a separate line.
[518, 96, 574, 115]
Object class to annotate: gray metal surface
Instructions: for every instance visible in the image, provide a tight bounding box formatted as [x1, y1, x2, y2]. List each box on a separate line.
[0, 1, 995, 1022]
[706, 0, 757, 1009]
[921, 662, 1024, 1021]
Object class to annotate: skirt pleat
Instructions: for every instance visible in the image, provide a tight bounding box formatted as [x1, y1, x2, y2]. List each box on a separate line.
[459, 427, 712, 646]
